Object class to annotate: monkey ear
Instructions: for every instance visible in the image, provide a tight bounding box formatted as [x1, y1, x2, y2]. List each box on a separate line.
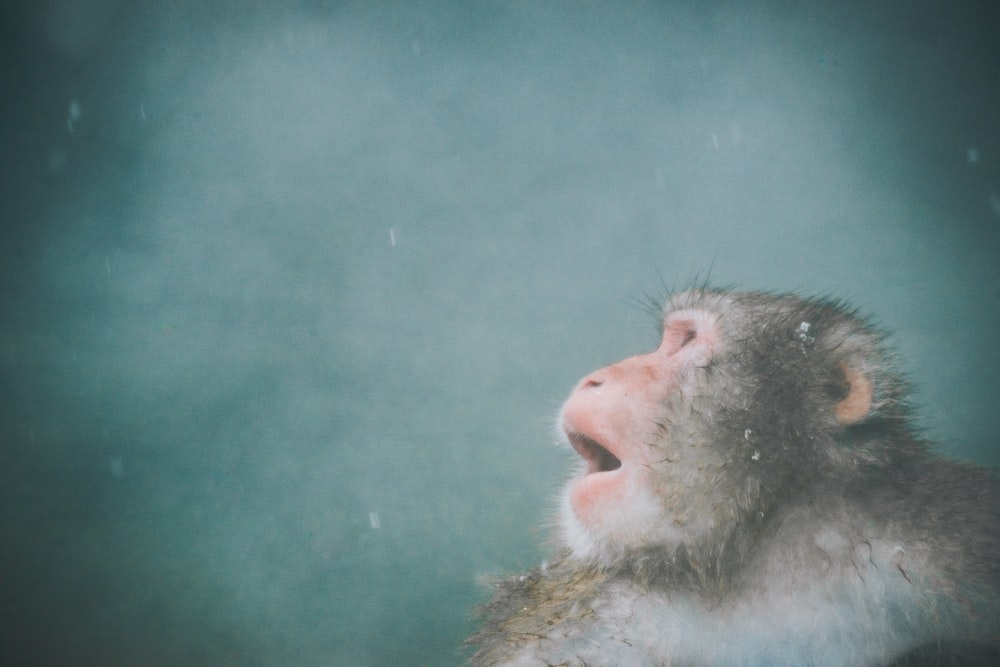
[834, 364, 873, 425]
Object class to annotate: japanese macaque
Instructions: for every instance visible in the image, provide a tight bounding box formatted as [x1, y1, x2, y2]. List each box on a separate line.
[469, 288, 1000, 666]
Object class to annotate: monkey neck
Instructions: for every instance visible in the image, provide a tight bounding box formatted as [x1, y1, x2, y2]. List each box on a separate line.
[680, 531, 766, 594]
[589, 506, 776, 600]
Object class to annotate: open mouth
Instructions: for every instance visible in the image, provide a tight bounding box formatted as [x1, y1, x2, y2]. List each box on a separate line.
[567, 432, 622, 475]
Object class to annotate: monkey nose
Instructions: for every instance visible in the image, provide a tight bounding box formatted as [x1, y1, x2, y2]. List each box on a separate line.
[578, 368, 611, 391]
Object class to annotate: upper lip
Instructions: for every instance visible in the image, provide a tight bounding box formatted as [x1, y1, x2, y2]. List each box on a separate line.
[566, 431, 622, 474]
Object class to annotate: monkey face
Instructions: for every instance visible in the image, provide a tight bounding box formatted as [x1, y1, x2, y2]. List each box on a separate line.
[556, 290, 878, 567]
[558, 308, 727, 564]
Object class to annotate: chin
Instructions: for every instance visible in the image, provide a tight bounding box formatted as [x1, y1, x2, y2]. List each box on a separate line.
[557, 469, 675, 567]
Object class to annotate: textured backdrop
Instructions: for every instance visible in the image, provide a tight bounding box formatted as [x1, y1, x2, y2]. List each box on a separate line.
[1, 1, 998, 664]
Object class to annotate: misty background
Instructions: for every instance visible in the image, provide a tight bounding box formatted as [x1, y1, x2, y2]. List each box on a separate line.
[1, 1, 998, 664]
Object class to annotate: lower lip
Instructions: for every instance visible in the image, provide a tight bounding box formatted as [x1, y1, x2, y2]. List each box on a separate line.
[569, 466, 626, 520]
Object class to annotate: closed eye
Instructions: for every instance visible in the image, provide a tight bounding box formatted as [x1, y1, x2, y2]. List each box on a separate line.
[661, 316, 701, 356]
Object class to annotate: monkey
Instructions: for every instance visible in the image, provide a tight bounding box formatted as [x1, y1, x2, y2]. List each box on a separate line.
[469, 288, 1000, 666]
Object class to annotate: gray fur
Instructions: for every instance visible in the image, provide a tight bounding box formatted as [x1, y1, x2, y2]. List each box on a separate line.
[469, 288, 1000, 666]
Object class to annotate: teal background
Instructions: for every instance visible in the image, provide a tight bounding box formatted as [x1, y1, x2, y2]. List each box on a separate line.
[2, 1, 998, 664]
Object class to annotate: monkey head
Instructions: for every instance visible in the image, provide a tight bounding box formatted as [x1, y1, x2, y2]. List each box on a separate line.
[557, 289, 885, 570]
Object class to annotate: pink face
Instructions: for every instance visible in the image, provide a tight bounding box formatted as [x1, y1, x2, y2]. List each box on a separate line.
[555, 294, 876, 565]
[558, 309, 724, 561]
